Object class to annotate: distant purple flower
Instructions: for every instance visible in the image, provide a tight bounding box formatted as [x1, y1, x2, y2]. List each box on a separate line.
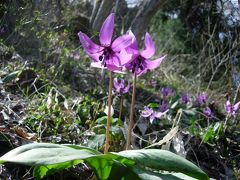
[181, 93, 189, 104]
[141, 106, 167, 123]
[161, 86, 175, 97]
[224, 100, 240, 117]
[0, 27, 5, 35]
[195, 92, 208, 106]
[203, 107, 214, 118]
[113, 78, 130, 95]
[78, 13, 133, 72]
[125, 31, 166, 76]
[159, 101, 170, 113]
[150, 79, 157, 88]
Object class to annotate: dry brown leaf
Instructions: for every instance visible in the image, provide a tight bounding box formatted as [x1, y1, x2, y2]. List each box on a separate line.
[15, 127, 37, 140]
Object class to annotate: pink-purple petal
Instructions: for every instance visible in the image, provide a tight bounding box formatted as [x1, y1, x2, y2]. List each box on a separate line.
[78, 32, 102, 54]
[113, 78, 118, 88]
[149, 115, 155, 123]
[141, 107, 153, 117]
[87, 52, 102, 62]
[233, 101, 240, 111]
[90, 62, 106, 69]
[110, 56, 121, 67]
[145, 55, 166, 70]
[111, 34, 133, 52]
[126, 30, 138, 50]
[106, 63, 122, 72]
[140, 32, 156, 59]
[117, 49, 133, 65]
[99, 13, 114, 46]
[137, 69, 148, 76]
[123, 81, 130, 93]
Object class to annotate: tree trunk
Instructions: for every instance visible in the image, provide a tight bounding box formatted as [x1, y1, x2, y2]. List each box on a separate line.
[130, 0, 165, 41]
[90, 0, 102, 28]
[90, 0, 114, 33]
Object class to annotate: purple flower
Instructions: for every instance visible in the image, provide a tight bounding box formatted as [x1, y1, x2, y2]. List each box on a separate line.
[113, 78, 130, 95]
[141, 106, 167, 123]
[125, 31, 166, 76]
[203, 107, 214, 118]
[195, 92, 208, 106]
[150, 79, 157, 88]
[78, 13, 133, 72]
[181, 93, 190, 104]
[224, 100, 240, 117]
[0, 27, 5, 35]
[161, 86, 175, 97]
[159, 101, 170, 113]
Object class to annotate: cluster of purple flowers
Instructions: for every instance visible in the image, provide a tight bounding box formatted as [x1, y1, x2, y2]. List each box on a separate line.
[194, 93, 240, 118]
[141, 87, 240, 123]
[78, 13, 240, 124]
[78, 13, 165, 75]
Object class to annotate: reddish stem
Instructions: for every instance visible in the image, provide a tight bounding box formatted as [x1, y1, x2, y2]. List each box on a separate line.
[126, 73, 137, 150]
[104, 71, 113, 154]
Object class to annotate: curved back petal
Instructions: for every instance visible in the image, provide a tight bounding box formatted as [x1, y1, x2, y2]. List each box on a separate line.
[99, 13, 115, 46]
[140, 32, 156, 59]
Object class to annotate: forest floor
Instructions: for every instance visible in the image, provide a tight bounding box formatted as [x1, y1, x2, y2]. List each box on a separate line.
[0, 43, 239, 180]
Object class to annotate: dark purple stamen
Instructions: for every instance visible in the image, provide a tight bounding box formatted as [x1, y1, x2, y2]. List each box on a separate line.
[99, 47, 114, 67]
[131, 56, 145, 73]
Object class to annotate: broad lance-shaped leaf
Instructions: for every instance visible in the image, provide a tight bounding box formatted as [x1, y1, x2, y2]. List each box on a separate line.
[130, 165, 197, 180]
[33, 160, 82, 179]
[111, 149, 209, 180]
[0, 143, 132, 180]
[0, 143, 209, 180]
[0, 143, 97, 165]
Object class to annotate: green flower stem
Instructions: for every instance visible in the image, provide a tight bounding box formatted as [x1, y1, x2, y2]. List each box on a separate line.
[119, 96, 123, 120]
[104, 71, 113, 154]
[126, 72, 137, 150]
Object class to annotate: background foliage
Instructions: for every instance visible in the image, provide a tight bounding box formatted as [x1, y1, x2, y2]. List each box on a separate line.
[0, 0, 239, 179]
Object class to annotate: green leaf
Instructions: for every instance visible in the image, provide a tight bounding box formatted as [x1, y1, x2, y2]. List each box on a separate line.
[171, 101, 178, 109]
[96, 116, 119, 125]
[112, 149, 208, 180]
[33, 160, 82, 179]
[148, 103, 159, 108]
[0, 143, 208, 180]
[96, 116, 108, 124]
[107, 160, 133, 180]
[86, 154, 137, 180]
[63, 144, 101, 154]
[2, 70, 20, 83]
[85, 155, 113, 180]
[213, 122, 220, 132]
[86, 134, 105, 150]
[0, 160, 4, 164]
[131, 165, 182, 180]
[203, 127, 214, 143]
[0, 143, 96, 166]
[183, 109, 196, 116]
[163, 172, 198, 180]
